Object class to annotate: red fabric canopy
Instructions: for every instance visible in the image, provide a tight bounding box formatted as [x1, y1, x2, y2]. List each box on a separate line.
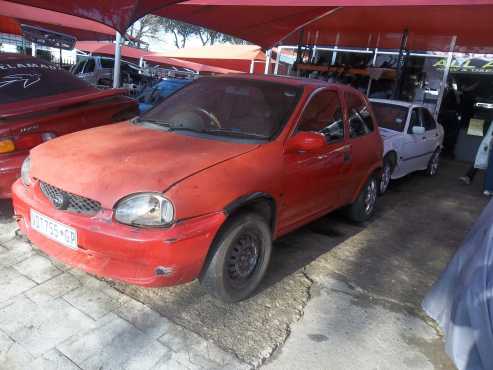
[157, 0, 493, 52]
[75, 41, 242, 74]
[0, 1, 116, 40]
[3, 0, 183, 33]
[150, 45, 267, 73]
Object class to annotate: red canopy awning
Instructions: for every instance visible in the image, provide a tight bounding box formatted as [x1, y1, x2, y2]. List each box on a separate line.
[75, 41, 242, 74]
[157, 0, 493, 53]
[0, 1, 116, 40]
[3, 0, 184, 34]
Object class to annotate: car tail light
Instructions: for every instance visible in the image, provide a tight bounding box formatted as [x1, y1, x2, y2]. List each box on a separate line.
[0, 139, 15, 153]
[0, 132, 57, 153]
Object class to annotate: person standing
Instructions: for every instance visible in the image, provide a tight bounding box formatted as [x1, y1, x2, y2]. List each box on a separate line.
[460, 122, 493, 185]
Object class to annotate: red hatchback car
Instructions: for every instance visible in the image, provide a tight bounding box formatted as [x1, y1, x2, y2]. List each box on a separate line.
[13, 75, 382, 302]
[0, 53, 137, 198]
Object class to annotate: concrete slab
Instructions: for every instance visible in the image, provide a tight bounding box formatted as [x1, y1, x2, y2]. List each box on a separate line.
[13, 254, 62, 284]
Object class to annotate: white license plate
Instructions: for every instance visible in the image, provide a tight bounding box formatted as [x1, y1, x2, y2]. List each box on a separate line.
[30, 209, 78, 250]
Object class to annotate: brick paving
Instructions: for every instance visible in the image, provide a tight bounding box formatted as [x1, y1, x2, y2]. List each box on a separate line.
[0, 221, 250, 370]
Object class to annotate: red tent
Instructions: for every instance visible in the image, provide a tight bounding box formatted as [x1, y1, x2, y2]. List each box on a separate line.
[75, 41, 242, 74]
[149, 45, 268, 73]
[2, 0, 184, 34]
[157, 0, 493, 53]
[0, 0, 116, 40]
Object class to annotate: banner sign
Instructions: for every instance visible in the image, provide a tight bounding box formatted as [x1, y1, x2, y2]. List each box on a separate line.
[434, 57, 493, 74]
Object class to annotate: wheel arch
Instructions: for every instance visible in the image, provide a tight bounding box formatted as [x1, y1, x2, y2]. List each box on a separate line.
[384, 150, 398, 169]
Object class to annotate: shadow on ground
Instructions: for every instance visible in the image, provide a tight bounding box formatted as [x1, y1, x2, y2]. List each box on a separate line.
[113, 159, 488, 367]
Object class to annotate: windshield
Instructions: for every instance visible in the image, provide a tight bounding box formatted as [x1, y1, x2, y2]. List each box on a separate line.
[0, 57, 95, 105]
[371, 102, 408, 132]
[141, 77, 302, 139]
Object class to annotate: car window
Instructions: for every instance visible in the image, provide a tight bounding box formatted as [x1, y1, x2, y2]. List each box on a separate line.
[83, 59, 95, 73]
[407, 108, 422, 134]
[345, 93, 374, 138]
[298, 90, 344, 142]
[100, 59, 114, 69]
[371, 102, 407, 132]
[142, 77, 303, 139]
[421, 108, 437, 131]
[0, 57, 95, 105]
[72, 60, 86, 74]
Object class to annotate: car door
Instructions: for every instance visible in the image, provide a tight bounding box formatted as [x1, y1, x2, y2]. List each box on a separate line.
[400, 107, 430, 173]
[420, 108, 440, 160]
[341, 92, 379, 203]
[281, 89, 350, 227]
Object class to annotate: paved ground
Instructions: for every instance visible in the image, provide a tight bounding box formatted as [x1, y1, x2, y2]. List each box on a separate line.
[0, 159, 488, 370]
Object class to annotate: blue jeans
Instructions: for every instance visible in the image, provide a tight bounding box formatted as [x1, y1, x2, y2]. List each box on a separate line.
[484, 148, 493, 192]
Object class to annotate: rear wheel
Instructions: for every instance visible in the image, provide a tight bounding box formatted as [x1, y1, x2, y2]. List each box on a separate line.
[379, 155, 394, 194]
[200, 212, 272, 302]
[426, 149, 441, 176]
[345, 176, 378, 223]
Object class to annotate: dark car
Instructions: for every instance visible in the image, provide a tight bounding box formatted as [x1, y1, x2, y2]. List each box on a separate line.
[0, 53, 138, 198]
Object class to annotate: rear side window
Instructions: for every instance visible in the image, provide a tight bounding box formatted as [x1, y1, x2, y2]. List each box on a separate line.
[84, 59, 95, 73]
[0, 57, 95, 105]
[298, 90, 344, 142]
[421, 108, 437, 131]
[345, 93, 374, 138]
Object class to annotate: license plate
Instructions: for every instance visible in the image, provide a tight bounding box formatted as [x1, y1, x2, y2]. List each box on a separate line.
[30, 209, 78, 250]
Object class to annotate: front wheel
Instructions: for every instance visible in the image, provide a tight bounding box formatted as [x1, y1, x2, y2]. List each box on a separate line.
[426, 149, 441, 176]
[199, 212, 272, 302]
[345, 176, 378, 223]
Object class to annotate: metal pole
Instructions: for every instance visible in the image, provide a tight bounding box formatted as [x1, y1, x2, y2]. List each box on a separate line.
[392, 29, 409, 99]
[264, 49, 272, 75]
[331, 33, 340, 65]
[274, 46, 282, 75]
[434, 36, 457, 118]
[249, 59, 255, 74]
[59, 48, 62, 68]
[367, 47, 378, 97]
[31, 42, 36, 57]
[113, 32, 122, 88]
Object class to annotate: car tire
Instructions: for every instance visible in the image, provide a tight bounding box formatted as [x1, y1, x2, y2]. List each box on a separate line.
[345, 175, 378, 223]
[426, 149, 441, 176]
[199, 212, 272, 302]
[379, 155, 394, 194]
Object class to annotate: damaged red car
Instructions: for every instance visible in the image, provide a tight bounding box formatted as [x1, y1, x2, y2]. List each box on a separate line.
[0, 53, 137, 198]
[13, 75, 382, 302]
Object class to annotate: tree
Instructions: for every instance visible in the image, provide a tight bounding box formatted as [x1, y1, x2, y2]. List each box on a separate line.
[160, 19, 201, 49]
[126, 15, 163, 49]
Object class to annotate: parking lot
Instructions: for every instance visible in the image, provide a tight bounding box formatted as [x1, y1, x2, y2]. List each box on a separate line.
[0, 159, 487, 370]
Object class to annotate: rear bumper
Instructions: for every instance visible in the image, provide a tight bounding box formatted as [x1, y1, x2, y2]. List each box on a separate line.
[12, 179, 225, 287]
[0, 153, 26, 198]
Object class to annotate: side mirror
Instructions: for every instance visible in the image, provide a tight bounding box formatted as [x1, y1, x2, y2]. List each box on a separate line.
[412, 126, 425, 135]
[287, 131, 326, 154]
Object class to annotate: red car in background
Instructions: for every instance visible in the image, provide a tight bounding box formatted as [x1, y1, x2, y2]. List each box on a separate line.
[0, 53, 138, 198]
[13, 75, 382, 302]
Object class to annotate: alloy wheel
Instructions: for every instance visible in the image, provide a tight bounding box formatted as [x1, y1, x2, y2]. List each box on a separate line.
[364, 178, 378, 215]
[380, 164, 392, 194]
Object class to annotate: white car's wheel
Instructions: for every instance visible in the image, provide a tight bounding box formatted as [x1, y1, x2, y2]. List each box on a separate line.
[426, 149, 440, 176]
[379, 156, 394, 194]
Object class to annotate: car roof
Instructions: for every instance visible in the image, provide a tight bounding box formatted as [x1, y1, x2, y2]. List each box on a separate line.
[204, 73, 364, 95]
[369, 98, 429, 109]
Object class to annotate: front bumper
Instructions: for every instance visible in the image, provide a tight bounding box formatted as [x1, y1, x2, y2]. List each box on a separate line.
[12, 179, 225, 287]
[0, 153, 26, 198]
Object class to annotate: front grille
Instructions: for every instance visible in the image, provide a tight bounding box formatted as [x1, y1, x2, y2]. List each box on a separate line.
[39, 181, 101, 215]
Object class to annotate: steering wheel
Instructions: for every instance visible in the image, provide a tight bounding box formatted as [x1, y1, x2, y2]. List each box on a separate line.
[192, 107, 221, 128]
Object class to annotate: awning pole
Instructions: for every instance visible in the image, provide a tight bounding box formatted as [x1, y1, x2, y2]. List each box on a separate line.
[274, 46, 282, 75]
[264, 49, 272, 75]
[367, 47, 378, 96]
[392, 29, 409, 99]
[113, 32, 122, 88]
[31, 42, 36, 57]
[331, 32, 340, 65]
[249, 59, 255, 74]
[435, 36, 457, 118]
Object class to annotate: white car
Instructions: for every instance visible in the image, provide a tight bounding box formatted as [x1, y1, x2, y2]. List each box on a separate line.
[370, 99, 444, 194]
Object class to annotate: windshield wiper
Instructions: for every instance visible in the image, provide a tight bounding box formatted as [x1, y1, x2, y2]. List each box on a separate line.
[203, 128, 269, 140]
[134, 117, 171, 127]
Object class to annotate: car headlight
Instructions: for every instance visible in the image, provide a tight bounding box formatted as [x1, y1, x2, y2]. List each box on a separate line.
[114, 193, 174, 227]
[21, 156, 31, 186]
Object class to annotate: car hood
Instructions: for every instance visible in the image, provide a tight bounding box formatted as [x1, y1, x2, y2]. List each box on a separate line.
[379, 127, 401, 141]
[30, 122, 260, 208]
